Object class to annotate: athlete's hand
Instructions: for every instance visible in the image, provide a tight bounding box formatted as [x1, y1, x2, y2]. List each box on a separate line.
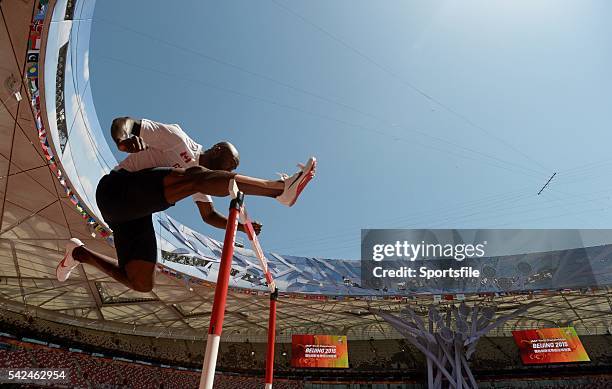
[118, 136, 148, 153]
[251, 221, 262, 236]
[240, 221, 262, 236]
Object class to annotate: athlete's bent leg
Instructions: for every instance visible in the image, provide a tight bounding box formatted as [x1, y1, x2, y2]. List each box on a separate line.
[73, 247, 154, 293]
[124, 260, 155, 293]
[73, 247, 130, 288]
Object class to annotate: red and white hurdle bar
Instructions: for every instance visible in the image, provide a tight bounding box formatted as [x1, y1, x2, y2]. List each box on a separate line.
[200, 180, 278, 389]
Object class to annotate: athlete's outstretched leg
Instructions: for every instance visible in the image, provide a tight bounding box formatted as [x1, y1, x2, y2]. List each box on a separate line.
[162, 168, 279, 203]
[163, 157, 316, 206]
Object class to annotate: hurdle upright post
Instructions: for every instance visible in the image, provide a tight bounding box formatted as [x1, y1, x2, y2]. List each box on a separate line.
[240, 205, 279, 389]
[199, 182, 243, 389]
[265, 288, 279, 389]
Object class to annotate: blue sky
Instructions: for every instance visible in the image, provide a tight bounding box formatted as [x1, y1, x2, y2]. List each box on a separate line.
[88, 0, 612, 259]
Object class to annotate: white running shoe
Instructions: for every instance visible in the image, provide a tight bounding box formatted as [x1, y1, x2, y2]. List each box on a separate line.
[56, 238, 84, 282]
[276, 157, 317, 207]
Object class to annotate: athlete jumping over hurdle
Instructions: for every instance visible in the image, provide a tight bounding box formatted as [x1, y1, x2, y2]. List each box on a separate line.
[56, 117, 316, 292]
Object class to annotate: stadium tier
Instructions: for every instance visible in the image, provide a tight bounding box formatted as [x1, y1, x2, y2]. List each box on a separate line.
[0, 308, 611, 388]
[1, 332, 611, 388]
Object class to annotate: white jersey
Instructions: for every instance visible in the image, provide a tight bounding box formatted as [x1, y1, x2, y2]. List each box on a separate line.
[115, 119, 212, 204]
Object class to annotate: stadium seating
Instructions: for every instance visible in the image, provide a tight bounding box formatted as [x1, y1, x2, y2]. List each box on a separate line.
[0, 339, 304, 389]
[30, 347, 88, 387]
[0, 339, 610, 388]
[0, 308, 610, 388]
[0, 348, 34, 368]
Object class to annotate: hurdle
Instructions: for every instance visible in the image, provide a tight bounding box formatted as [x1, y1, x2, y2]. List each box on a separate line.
[240, 201, 278, 389]
[199, 180, 279, 389]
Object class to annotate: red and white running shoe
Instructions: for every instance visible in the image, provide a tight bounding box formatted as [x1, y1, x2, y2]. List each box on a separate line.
[276, 157, 317, 207]
[56, 238, 84, 282]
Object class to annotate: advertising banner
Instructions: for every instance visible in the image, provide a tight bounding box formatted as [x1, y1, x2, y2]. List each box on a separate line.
[512, 327, 590, 364]
[291, 335, 349, 368]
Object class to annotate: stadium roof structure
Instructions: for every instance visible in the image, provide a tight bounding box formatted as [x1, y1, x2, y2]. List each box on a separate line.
[0, 0, 610, 342]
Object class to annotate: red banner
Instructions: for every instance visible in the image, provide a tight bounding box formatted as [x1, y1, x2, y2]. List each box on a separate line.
[512, 327, 590, 364]
[291, 335, 349, 368]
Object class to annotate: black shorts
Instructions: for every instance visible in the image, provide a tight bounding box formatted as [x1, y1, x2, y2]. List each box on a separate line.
[96, 168, 175, 269]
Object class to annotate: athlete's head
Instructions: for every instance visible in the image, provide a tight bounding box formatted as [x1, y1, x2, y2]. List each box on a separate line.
[200, 141, 240, 171]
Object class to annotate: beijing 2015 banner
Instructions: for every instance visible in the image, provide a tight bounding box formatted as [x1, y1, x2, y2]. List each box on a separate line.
[512, 327, 590, 364]
[291, 335, 349, 368]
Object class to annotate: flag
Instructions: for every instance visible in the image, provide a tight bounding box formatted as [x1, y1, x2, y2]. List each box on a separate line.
[30, 21, 43, 33]
[31, 93, 40, 108]
[34, 6, 46, 21]
[35, 114, 42, 130]
[28, 32, 41, 50]
[28, 78, 38, 93]
[27, 50, 39, 63]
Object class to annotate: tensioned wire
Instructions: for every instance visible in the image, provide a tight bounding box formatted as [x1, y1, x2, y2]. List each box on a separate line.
[97, 53, 546, 185]
[273, 178, 612, 248]
[317, 197, 609, 253]
[88, 11, 565, 250]
[274, 179, 612, 250]
[92, 53, 612, 258]
[99, 57, 592, 253]
[279, 191, 611, 255]
[0, 1, 78, 243]
[266, 0, 612, 239]
[274, 193, 533, 254]
[87, 6, 611, 255]
[268, 0, 551, 174]
[92, 16, 548, 180]
[271, 189, 534, 250]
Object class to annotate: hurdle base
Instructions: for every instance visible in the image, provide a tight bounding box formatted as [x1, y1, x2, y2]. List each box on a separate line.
[200, 334, 221, 389]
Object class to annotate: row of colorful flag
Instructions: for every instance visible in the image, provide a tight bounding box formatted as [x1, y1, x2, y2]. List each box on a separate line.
[25, 0, 112, 243]
[157, 263, 600, 302]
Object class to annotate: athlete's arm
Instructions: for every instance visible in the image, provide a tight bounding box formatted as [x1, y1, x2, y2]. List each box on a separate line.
[196, 201, 262, 235]
[110, 117, 147, 153]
